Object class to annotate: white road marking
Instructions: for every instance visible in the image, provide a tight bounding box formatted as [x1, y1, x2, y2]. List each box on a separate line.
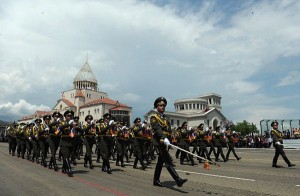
[176, 169, 256, 182]
[295, 185, 300, 187]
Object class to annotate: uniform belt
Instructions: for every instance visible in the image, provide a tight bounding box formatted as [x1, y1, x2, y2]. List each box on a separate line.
[163, 131, 171, 136]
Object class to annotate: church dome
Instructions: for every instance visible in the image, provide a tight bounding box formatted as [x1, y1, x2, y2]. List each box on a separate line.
[74, 61, 98, 83]
[73, 60, 98, 91]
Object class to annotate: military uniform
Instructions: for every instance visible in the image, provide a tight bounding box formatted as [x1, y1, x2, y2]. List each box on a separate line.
[46, 112, 61, 171]
[83, 115, 96, 169]
[225, 130, 241, 161]
[214, 127, 226, 162]
[196, 124, 211, 163]
[151, 97, 187, 187]
[271, 121, 295, 168]
[57, 110, 76, 176]
[36, 118, 49, 167]
[132, 117, 147, 170]
[7, 124, 17, 156]
[98, 113, 114, 174]
[178, 122, 195, 165]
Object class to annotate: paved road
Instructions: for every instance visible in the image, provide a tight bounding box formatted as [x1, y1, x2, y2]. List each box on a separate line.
[1, 143, 299, 196]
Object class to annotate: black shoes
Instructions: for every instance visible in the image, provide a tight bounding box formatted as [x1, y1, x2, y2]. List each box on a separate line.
[288, 164, 296, 167]
[272, 165, 284, 168]
[237, 157, 241, 161]
[176, 178, 187, 187]
[153, 180, 164, 187]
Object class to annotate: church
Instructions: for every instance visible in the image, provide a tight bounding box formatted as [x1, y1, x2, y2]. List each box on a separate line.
[19, 60, 132, 125]
[143, 93, 227, 130]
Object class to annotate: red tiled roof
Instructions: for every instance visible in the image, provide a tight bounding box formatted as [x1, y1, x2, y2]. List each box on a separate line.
[61, 99, 75, 107]
[110, 106, 128, 111]
[75, 90, 85, 97]
[80, 98, 129, 108]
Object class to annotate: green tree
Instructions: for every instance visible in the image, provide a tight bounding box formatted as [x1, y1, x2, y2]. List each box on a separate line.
[230, 120, 258, 136]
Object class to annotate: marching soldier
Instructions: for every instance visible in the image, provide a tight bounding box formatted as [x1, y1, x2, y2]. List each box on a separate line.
[46, 112, 62, 171]
[115, 122, 127, 167]
[7, 124, 17, 156]
[196, 123, 211, 163]
[225, 129, 241, 161]
[271, 120, 295, 168]
[214, 126, 226, 162]
[71, 116, 83, 165]
[179, 122, 195, 166]
[37, 118, 49, 167]
[207, 126, 218, 160]
[25, 122, 34, 160]
[98, 113, 115, 174]
[132, 117, 147, 170]
[151, 97, 187, 187]
[57, 110, 76, 177]
[17, 123, 27, 159]
[83, 114, 96, 169]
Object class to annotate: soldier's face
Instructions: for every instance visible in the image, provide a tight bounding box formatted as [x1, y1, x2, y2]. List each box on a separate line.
[156, 101, 166, 113]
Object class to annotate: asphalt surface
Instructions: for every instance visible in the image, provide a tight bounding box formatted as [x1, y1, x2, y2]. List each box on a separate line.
[1, 143, 300, 196]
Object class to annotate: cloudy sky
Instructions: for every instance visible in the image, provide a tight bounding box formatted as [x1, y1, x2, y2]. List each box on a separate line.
[1, 0, 300, 129]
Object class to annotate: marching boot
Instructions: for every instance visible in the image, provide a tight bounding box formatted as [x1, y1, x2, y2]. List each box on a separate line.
[283, 156, 296, 167]
[133, 157, 138, 169]
[53, 157, 59, 171]
[153, 164, 164, 187]
[42, 155, 47, 167]
[116, 156, 120, 166]
[58, 151, 62, 161]
[121, 158, 125, 167]
[89, 155, 94, 169]
[84, 155, 88, 168]
[106, 161, 112, 174]
[62, 160, 67, 174]
[102, 160, 107, 172]
[48, 157, 53, 169]
[31, 154, 35, 162]
[65, 159, 73, 177]
[166, 166, 187, 187]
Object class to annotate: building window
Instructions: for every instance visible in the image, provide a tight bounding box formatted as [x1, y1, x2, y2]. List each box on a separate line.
[193, 103, 195, 109]
[94, 109, 96, 114]
[189, 104, 192, 109]
[179, 105, 184, 110]
[171, 119, 174, 125]
[97, 109, 99, 113]
[88, 110, 90, 115]
[177, 120, 180, 126]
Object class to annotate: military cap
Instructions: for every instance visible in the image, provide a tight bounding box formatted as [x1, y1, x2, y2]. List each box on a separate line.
[96, 118, 104, 123]
[52, 111, 62, 118]
[271, 120, 278, 126]
[73, 116, 79, 121]
[64, 110, 74, 117]
[198, 123, 204, 128]
[85, 115, 93, 121]
[35, 118, 42, 123]
[134, 117, 141, 123]
[103, 113, 112, 119]
[43, 115, 51, 120]
[29, 122, 35, 126]
[154, 97, 167, 108]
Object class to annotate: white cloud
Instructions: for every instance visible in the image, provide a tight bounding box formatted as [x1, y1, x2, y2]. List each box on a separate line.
[225, 81, 260, 94]
[276, 70, 300, 87]
[0, 99, 51, 116]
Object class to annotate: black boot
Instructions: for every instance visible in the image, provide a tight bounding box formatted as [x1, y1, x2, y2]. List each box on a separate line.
[53, 157, 59, 171]
[84, 155, 88, 168]
[89, 156, 94, 169]
[48, 157, 53, 169]
[107, 161, 112, 174]
[102, 160, 107, 172]
[166, 166, 187, 187]
[153, 180, 164, 187]
[65, 159, 73, 177]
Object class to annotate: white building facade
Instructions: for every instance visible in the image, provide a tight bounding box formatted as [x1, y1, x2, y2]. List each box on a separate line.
[144, 93, 227, 130]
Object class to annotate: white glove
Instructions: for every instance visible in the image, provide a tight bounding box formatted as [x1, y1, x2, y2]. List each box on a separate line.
[276, 141, 282, 145]
[69, 120, 74, 125]
[109, 120, 114, 125]
[163, 138, 170, 146]
[142, 123, 146, 128]
[28, 137, 32, 141]
[45, 127, 50, 131]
